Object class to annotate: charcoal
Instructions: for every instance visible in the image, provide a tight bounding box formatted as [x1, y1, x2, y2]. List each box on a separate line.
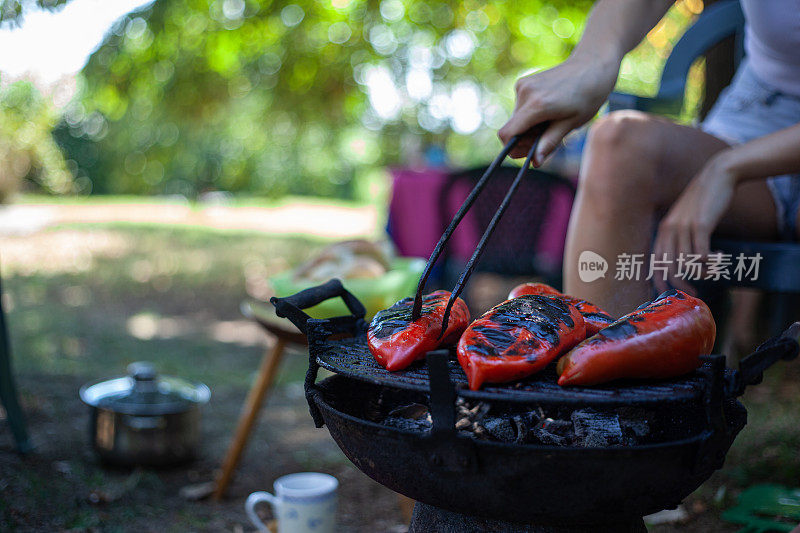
[571, 409, 623, 447]
[383, 416, 432, 432]
[511, 412, 540, 443]
[388, 403, 430, 420]
[582, 433, 609, 447]
[482, 417, 517, 442]
[617, 407, 651, 438]
[379, 398, 650, 449]
[619, 420, 650, 446]
[620, 418, 650, 438]
[470, 423, 487, 438]
[541, 418, 572, 436]
[383, 402, 432, 432]
[532, 426, 568, 446]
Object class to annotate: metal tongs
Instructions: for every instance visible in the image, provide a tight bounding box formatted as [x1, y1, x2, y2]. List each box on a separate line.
[411, 123, 548, 335]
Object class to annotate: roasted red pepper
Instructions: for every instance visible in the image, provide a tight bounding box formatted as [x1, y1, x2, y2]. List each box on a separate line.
[557, 289, 716, 387]
[457, 295, 586, 390]
[508, 282, 615, 336]
[368, 291, 470, 371]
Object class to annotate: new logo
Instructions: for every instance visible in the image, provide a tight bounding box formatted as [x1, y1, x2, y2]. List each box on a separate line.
[578, 251, 608, 283]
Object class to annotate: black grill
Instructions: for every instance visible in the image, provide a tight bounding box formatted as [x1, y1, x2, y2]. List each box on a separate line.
[272, 279, 800, 529]
[316, 333, 720, 406]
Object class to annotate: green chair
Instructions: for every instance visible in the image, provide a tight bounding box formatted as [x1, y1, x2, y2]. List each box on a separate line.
[0, 274, 32, 453]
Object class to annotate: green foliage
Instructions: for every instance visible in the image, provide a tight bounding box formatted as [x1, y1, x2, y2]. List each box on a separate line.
[62, 0, 596, 198]
[616, 1, 705, 120]
[0, 0, 68, 27]
[56, 0, 697, 199]
[0, 81, 73, 202]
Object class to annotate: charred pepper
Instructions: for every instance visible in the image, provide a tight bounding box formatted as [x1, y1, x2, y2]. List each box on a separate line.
[557, 289, 716, 387]
[508, 282, 615, 336]
[457, 295, 586, 390]
[368, 291, 470, 371]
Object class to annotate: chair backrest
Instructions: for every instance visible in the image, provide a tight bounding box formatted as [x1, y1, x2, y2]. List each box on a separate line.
[608, 0, 745, 114]
[658, 0, 744, 101]
[438, 166, 576, 282]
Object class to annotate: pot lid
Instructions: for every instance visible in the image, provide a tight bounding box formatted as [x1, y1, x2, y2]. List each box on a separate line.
[79, 362, 210, 415]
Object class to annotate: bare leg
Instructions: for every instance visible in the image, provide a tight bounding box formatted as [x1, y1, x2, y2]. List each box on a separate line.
[564, 110, 778, 316]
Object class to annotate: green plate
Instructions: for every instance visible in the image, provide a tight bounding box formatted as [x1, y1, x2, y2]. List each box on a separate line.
[269, 257, 426, 320]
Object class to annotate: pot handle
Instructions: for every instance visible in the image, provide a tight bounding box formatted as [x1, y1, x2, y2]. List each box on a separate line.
[729, 322, 800, 397]
[271, 278, 366, 335]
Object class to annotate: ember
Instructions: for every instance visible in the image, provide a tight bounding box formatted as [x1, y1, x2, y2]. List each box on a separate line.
[381, 399, 650, 447]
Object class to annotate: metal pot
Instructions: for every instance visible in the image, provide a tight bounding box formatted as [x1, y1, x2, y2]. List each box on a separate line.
[79, 362, 210, 466]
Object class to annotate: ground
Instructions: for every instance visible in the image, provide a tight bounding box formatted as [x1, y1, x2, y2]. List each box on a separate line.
[1, 199, 799, 532]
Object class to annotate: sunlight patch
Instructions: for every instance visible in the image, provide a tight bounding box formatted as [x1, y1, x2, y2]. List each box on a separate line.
[209, 320, 264, 347]
[0, 229, 132, 276]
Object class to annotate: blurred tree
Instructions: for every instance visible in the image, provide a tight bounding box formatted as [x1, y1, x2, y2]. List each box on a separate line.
[0, 0, 68, 27]
[0, 81, 73, 202]
[59, 0, 597, 197]
[54, 0, 698, 198]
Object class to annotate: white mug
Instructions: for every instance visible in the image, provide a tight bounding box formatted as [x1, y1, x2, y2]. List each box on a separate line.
[245, 472, 338, 533]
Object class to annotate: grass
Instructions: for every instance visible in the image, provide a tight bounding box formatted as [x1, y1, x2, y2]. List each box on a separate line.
[3, 223, 325, 384]
[1, 220, 387, 532]
[15, 192, 381, 211]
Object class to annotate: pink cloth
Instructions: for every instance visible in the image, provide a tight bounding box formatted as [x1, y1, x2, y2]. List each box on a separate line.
[389, 167, 574, 270]
[534, 186, 573, 272]
[444, 179, 481, 261]
[388, 167, 476, 259]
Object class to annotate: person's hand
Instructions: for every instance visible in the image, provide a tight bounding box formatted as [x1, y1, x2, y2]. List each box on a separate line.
[652, 152, 738, 294]
[499, 55, 618, 163]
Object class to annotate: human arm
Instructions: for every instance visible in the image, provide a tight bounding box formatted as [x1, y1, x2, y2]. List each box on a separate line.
[654, 122, 800, 291]
[499, 0, 674, 161]
[717, 122, 800, 184]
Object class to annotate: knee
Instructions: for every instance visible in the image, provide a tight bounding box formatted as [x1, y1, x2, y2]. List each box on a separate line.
[587, 111, 654, 151]
[580, 111, 661, 197]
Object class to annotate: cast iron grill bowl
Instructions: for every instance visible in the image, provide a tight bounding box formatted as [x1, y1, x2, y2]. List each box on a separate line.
[272, 280, 799, 528]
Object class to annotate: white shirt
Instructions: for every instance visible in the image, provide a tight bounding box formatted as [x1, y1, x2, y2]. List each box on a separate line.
[740, 0, 800, 97]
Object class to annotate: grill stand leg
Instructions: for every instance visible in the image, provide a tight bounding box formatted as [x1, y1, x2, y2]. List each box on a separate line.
[408, 502, 646, 533]
[213, 336, 286, 500]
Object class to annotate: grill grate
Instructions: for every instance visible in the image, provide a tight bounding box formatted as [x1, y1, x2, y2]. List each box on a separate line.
[314, 334, 721, 406]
